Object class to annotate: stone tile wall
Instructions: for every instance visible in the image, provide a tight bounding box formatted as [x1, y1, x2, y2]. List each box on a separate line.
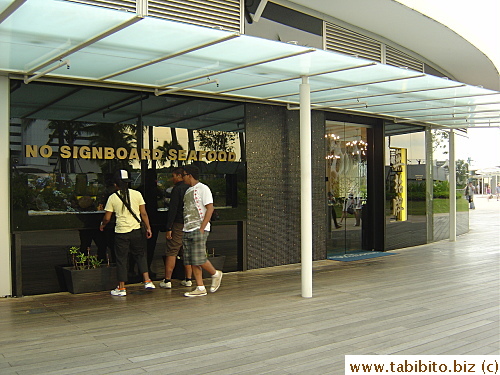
[245, 103, 326, 269]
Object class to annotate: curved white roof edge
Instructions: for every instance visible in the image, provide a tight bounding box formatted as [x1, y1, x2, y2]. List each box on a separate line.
[282, 0, 500, 91]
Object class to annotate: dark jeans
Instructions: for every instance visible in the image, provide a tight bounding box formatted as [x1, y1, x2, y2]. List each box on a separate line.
[79, 226, 116, 262]
[146, 227, 159, 271]
[115, 229, 148, 282]
[128, 226, 159, 275]
[79, 229, 107, 260]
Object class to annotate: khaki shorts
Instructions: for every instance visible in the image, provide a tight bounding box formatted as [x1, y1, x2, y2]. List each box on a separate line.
[165, 222, 184, 257]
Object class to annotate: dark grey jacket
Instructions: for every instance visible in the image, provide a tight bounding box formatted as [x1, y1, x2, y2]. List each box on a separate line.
[166, 181, 189, 231]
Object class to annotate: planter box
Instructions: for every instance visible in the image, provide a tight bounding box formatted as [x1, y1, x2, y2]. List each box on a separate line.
[61, 266, 117, 294]
[55, 264, 73, 292]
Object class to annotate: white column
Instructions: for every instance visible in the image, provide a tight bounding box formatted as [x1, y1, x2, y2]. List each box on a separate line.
[0, 75, 12, 296]
[449, 129, 456, 242]
[300, 76, 312, 298]
[425, 129, 433, 243]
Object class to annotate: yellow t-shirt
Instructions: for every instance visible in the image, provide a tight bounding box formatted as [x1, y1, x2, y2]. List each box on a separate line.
[104, 189, 145, 233]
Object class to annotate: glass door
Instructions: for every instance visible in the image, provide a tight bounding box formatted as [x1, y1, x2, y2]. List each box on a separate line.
[326, 122, 368, 256]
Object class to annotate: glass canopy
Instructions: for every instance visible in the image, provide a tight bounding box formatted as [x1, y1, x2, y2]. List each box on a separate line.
[1, 0, 499, 128]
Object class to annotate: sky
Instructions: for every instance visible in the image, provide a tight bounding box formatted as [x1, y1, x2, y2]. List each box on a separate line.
[395, 0, 500, 170]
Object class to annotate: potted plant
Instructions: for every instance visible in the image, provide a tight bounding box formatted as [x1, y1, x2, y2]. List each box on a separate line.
[61, 246, 116, 294]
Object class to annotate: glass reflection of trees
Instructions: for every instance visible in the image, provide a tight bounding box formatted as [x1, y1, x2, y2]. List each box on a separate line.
[15, 119, 138, 213]
[86, 122, 137, 173]
[15, 120, 243, 213]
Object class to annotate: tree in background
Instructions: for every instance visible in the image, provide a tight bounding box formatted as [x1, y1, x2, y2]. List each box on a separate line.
[157, 139, 183, 168]
[47, 120, 91, 173]
[456, 159, 469, 187]
[431, 129, 449, 154]
[86, 122, 137, 173]
[196, 130, 237, 152]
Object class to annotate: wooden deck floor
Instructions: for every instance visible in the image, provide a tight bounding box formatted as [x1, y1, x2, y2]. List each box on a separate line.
[0, 197, 498, 374]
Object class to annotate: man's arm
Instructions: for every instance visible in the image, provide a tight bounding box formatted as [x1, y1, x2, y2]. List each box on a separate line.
[99, 211, 113, 231]
[139, 204, 153, 239]
[199, 203, 214, 233]
[166, 186, 181, 232]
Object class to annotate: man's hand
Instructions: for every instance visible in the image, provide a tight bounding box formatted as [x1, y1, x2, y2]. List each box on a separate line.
[166, 230, 173, 240]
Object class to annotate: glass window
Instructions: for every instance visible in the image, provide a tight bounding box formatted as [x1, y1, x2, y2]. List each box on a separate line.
[384, 126, 427, 250]
[10, 81, 246, 295]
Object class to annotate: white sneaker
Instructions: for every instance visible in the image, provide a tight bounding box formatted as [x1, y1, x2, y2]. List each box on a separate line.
[159, 280, 172, 289]
[181, 279, 192, 287]
[111, 287, 126, 296]
[184, 287, 207, 297]
[144, 281, 156, 289]
[210, 270, 223, 293]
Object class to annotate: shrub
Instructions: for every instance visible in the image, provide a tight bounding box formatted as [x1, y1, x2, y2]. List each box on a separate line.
[69, 246, 103, 270]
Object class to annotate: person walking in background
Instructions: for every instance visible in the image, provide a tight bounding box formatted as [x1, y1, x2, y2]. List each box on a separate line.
[340, 193, 361, 226]
[181, 165, 222, 297]
[100, 170, 155, 296]
[160, 167, 193, 289]
[328, 192, 341, 229]
[465, 182, 475, 210]
[97, 174, 117, 263]
[496, 183, 500, 201]
[137, 169, 164, 278]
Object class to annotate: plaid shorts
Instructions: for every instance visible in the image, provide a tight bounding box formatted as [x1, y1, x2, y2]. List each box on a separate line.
[182, 230, 209, 266]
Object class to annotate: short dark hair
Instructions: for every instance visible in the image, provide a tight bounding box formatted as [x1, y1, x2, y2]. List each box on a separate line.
[182, 164, 200, 180]
[172, 167, 184, 175]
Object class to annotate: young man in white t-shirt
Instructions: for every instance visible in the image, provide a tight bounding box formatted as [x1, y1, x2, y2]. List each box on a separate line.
[181, 165, 223, 297]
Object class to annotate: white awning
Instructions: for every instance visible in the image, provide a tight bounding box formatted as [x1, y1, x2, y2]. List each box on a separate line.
[1, 0, 499, 128]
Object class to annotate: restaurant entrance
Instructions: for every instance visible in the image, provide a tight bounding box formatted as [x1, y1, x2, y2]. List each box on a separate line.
[326, 121, 370, 256]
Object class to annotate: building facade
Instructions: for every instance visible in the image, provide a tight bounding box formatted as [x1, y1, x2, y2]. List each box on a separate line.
[1, 0, 498, 296]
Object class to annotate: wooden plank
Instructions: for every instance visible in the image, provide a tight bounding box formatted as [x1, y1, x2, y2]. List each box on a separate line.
[0, 197, 498, 373]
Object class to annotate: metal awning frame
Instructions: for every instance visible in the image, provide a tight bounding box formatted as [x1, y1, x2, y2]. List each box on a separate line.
[1, 0, 499, 130]
[99, 33, 240, 81]
[358, 100, 500, 114]
[215, 62, 377, 94]
[26, 17, 143, 75]
[264, 73, 427, 100]
[0, 0, 24, 23]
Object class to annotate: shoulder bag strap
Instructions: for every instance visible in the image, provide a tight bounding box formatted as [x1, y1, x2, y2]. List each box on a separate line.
[114, 192, 141, 223]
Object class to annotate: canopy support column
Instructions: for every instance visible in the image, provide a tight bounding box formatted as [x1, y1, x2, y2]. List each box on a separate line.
[300, 76, 312, 298]
[449, 129, 457, 241]
[425, 129, 434, 243]
[0, 75, 12, 296]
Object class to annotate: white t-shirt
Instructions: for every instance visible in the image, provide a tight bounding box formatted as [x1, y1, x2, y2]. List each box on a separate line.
[104, 189, 145, 233]
[183, 182, 213, 232]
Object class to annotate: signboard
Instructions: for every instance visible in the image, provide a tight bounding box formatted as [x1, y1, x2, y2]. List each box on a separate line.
[390, 147, 407, 221]
[24, 145, 237, 162]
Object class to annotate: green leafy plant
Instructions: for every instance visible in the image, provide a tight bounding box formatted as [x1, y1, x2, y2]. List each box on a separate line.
[69, 246, 103, 270]
[433, 180, 450, 199]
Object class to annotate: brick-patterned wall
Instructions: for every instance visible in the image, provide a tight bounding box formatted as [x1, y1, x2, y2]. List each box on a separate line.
[245, 103, 326, 269]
